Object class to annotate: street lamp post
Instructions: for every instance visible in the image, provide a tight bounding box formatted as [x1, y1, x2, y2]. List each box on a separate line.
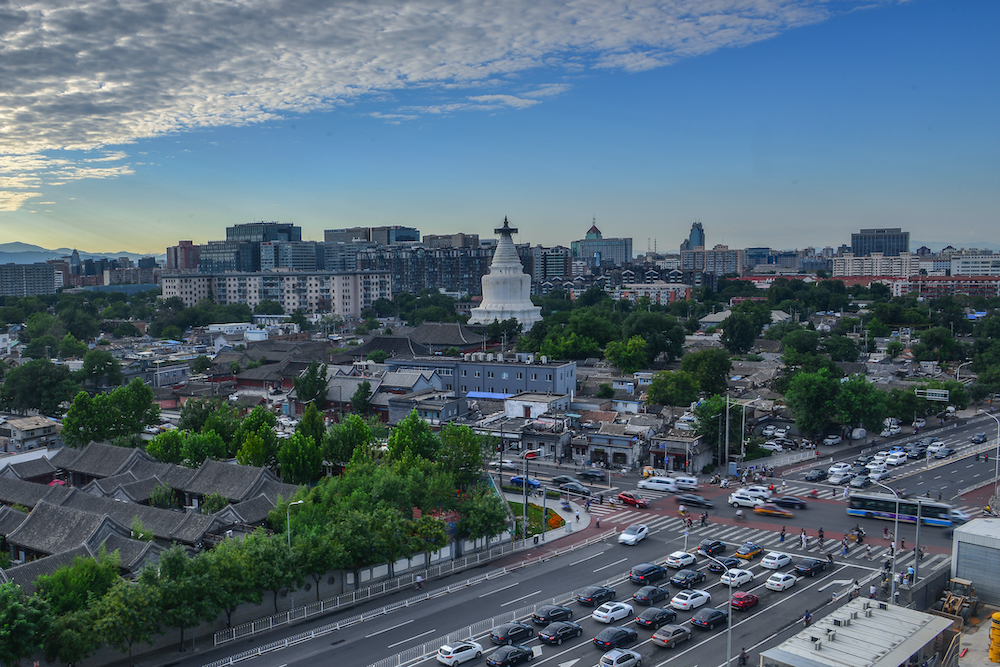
[872, 481, 900, 603]
[739, 398, 761, 460]
[978, 410, 1000, 503]
[286, 500, 304, 553]
[703, 554, 734, 667]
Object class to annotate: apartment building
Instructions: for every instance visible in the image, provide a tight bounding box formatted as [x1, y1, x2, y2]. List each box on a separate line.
[832, 252, 920, 278]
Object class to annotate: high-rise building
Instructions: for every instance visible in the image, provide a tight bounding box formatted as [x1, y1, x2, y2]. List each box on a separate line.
[423, 233, 479, 249]
[681, 244, 744, 276]
[570, 221, 632, 267]
[261, 241, 319, 272]
[226, 221, 301, 244]
[680, 222, 705, 252]
[832, 252, 919, 277]
[0, 263, 57, 297]
[851, 228, 909, 257]
[166, 240, 200, 271]
[325, 227, 371, 244]
[530, 246, 572, 281]
[371, 225, 420, 245]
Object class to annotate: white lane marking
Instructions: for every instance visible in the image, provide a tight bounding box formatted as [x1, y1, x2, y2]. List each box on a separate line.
[569, 551, 605, 566]
[388, 628, 436, 649]
[480, 582, 519, 598]
[365, 619, 414, 638]
[501, 589, 543, 607]
[594, 557, 628, 573]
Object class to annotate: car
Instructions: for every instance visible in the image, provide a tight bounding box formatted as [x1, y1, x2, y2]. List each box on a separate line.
[719, 569, 753, 587]
[794, 558, 827, 577]
[493, 459, 519, 471]
[143, 424, 161, 435]
[632, 585, 669, 605]
[828, 471, 854, 485]
[735, 542, 763, 560]
[537, 621, 583, 645]
[866, 461, 887, 473]
[828, 462, 852, 475]
[872, 451, 890, 463]
[707, 556, 741, 574]
[509, 476, 541, 489]
[634, 607, 677, 629]
[651, 624, 693, 648]
[598, 648, 642, 667]
[913, 418, 926, 428]
[972, 433, 988, 444]
[729, 492, 765, 508]
[855, 454, 875, 465]
[935, 447, 957, 459]
[690, 607, 729, 630]
[774, 427, 789, 439]
[630, 562, 668, 583]
[618, 524, 649, 546]
[490, 622, 534, 645]
[743, 485, 773, 499]
[579, 469, 607, 481]
[593, 602, 634, 623]
[669, 569, 706, 589]
[765, 572, 796, 591]
[850, 476, 873, 489]
[437, 641, 484, 666]
[804, 469, 829, 482]
[560, 482, 591, 496]
[888, 444, 906, 454]
[773, 496, 807, 510]
[531, 605, 573, 624]
[669, 589, 711, 611]
[675, 493, 714, 508]
[926, 441, 947, 455]
[885, 452, 908, 466]
[697, 539, 726, 556]
[617, 491, 649, 508]
[485, 645, 533, 667]
[592, 626, 638, 649]
[754, 503, 793, 518]
[665, 551, 696, 569]
[576, 585, 616, 606]
[761, 425, 776, 437]
[951, 508, 972, 524]
[638, 477, 676, 492]
[869, 469, 891, 482]
[760, 552, 792, 569]
[551, 475, 581, 486]
[905, 447, 926, 460]
[822, 435, 842, 446]
[775, 437, 797, 450]
[880, 425, 901, 438]
[760, 441, 784, 452]
[729, 591, 759, 610]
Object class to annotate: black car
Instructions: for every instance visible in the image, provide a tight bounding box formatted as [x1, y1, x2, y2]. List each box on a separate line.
[855, 455, 874, 466]
[669, 569, 706, 589]
[772, 496, 807, 510]
[592, 626, 638, 649]
[560, 482, 591, 496]
[486, 645, 534, 667]
[675, 493, 714, 509]
[552, 475, 582, 486]
[634, 607, 677, 629]
[972, 433, 988, 444]
[707, 556, 741, 574]
[491, 622, 534, 645]
[697, 539, 726, 556]
[794, 558, 828, 577]
[631, 585, 669, 605]
[935, 447, 957, 458]
[849, 464, 869, 476]
[629, 563, 668, 584]
[905, 448, 926, 460]
[690, 607, 729, 630]
[537, 621, 583, 645]
[804, 469, 828, 482]
[580, 469, 607, 481]
[577, 585, 616, 606]
[531, 605, 573, 624]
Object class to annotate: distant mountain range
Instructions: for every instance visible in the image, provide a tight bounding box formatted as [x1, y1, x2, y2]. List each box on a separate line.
[0, 242, 164, 265]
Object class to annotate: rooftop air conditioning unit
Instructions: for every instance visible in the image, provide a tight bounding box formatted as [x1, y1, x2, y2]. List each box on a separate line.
[540, 355, 547, 364]
[811, 639, 822, 651]
[487, 353, 494, 362]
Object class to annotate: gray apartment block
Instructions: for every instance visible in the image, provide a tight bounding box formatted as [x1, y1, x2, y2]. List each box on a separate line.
[384, 354, 577, 398]
[0, 263, 57, 297]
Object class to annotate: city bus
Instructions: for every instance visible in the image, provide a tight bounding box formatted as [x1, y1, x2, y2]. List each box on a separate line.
[846, 492, 953, 527]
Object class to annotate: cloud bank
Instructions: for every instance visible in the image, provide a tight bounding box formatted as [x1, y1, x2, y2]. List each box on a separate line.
[0, 0, 884, 209]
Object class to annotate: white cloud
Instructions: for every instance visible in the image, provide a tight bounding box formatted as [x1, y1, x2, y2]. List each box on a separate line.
[0, 0, 892, 207]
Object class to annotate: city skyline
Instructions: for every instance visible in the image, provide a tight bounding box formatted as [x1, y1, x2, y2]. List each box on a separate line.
[1, 0, 997, 254]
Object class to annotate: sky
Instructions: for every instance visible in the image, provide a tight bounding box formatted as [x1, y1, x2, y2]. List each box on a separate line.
[0, 0, 997, 256]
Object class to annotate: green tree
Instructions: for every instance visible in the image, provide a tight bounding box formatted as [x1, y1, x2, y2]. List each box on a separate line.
[821, 335, 859, 362]
[620, 311, 685, 364]
[886, 340, 904, 359]
[781, 329, 820, 355]
[324, 413, 374, 466]
[693, 395, 744, 461]
[58, 334, 89, 359]
[92, 578, 161, 666]
[785, 369, 840, 437]
[835, 375, 888, 433]
[161, 325, 183, 340]
[680, 348, 732, 396]
[201, 538, 263, 627]
[36, 548, 121, 616]
[277, 432, 323, 485]
[0, 359, 79, 415]
[292, 529, 344, 602]
[191, 355, 214, 374]
[720, 313, 758, 354]
[604, 335, 649, 374]
[387, 410, 438, 460]
[243, 530, 303, 613]
[294, 361, 328, 405]
[113, 322, 142, 338]
[646, 370, 700, 407]
[143, 545, 214, 653]
[0, 581, 50, 667]
[456, 487, 509, 539]
[201, 492, 230, 514]
[77, 349, 123, 390]
[44, 609, 99, 667]
[183, 430, 228, 465]
[149, 483, 178, 509]
[596, 383, 615, 399]
[146, 429, 186, 464]
[61, 391, 109, 446]
[438, 424, 488, 487]
[234, 407, 279, 467]
[351, 380, 373, 416]
[61, 379, 160, 446]
[255, 299, 284, 315]
[539, 331, 601, 359]
[365, 350, 389, 364]
[296, 403, 327, 450]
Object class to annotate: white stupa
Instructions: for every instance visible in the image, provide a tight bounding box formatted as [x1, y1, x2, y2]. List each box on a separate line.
[467, 217, 542, 330]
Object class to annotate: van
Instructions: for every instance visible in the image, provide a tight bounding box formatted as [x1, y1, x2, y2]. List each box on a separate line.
[639, 477, 678, 493]
[673, 475, 699, 491]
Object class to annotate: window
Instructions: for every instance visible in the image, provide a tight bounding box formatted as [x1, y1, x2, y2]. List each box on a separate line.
[546, 374, 552, 381]
[475, 371, 481, 378]
[516, 372, 523, 379]
[487, 371, 494, 378]
[531, 373, 537, 381]
[461, 370, 467, 377]
[502, 372, 508, 379]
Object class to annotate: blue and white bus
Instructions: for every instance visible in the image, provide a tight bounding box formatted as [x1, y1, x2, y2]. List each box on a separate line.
[846, 492, 953, 527]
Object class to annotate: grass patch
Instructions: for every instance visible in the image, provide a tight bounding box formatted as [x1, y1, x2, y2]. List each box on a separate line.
[509, 501, 566, 536]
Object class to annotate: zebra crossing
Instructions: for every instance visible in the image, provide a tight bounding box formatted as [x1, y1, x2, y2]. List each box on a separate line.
[583, 504, 952, 573]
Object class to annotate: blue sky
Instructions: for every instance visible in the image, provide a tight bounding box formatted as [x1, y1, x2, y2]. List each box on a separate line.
[1, 0, 997, 255]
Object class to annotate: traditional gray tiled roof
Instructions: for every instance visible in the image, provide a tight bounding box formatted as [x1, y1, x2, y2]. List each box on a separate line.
[48, 446, 82, 470]
[215, 493, 276, 525]
[381, 370, 436, 391]
[112, 476, 166, 504]
[0, 476, 72, 509]
[348, 336, 431, 358]
[102, 533, 162, 571]
[6, 501, 122, 556]
[252, 478, 302, 505]
[57, 489, 192, 544]
[54, 442, 155, 479]
[406, 322, 486, 347]
[83, 471, 140, 496]
[169, 512, 221, 544]
[0, 457, 57, 481]
[2, 545, 93, 596]
[0, 505, 28, 536]
[122, 457, 195, 488]
[178, 458, 278, 502]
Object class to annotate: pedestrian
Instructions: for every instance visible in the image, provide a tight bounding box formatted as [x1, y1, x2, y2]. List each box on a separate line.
[843, 486, 849, 500]
[818, 528, 825, 544]
[415, 574, 424, 590]
[596, 517, 601, 528]
[831, 487, 837, 499]
[883, 558, 891, 572]
[781, 479, 787, 491]
[841, 543, 848, 557]
[937, 491, 942, 501]
[801, 534, 807, 549]
[918, 546, 925, 561]
[866, 545, 872, 560]
[739, 649, 748, 667]
[804, 610, 812, 627]
[780, 526, 786, 542]
[890, 542, 895, 557]
[901, 537, 905, 551]
[575, 510, 580, 522]
[908, 565, 914, 581]
[585, 499, 591, 512]
[883, 526, 889, 540]
[870, 584, 878, 599]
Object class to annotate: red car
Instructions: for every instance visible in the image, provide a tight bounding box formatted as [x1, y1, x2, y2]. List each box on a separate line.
[618, 491, 649, 508]
[729, 591, 759, 611]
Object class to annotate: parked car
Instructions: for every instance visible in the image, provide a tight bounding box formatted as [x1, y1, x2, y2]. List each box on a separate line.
[765, 572, 796, 591]
[669, 569, 706, 589]
[913, 418, 926, 428]
[531, 605, 573, 625]
[490, 622, 534, 645]
[651, 624, 692, 648]
[592, 626, 638, 649]
[760, 552, 791, 569]
[822, 435, 843, 445]
[774, 427, 789, 439]
[665, 551, 696, 569]
[729, 591, 759, 610]
[794, 558, 827, 577]
[719, 569, 753, 587]
[617, 491, 649, 508]
[697, 539, 726, 556]
[634, 607, 677, 629]
[804, 469, 828, 482]
[761, 425, 776, 437]
[598, 649, 641, 667]
[437, 641, 484, 666]
[537, 621, 582, 645]
[760, 441, 783, 452]
[880, 425, 901, 438]
[592, 602, 634, 624]
[618, 524, 649, 546]
[577, 585, 616, 606]
[690, 607, 729, 630]
[669, 589, 711, 611]
[632, 585, 669, 605]
[630, 562, 668, 583]
[485, 645, 533, 667]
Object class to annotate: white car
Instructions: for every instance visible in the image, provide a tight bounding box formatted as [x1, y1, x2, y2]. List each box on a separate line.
[618, 524, 649, 546]
[666, 550, 697, 568]
[719, 569, 754, 587]
[822, 435, 842, 446]
[728, 492, 765, 508]
[885, 452, 907, 466]
[913, 418, 926, 428]
[670, 589, 711, 611]
[593, 602, 633, 623]
[774, 427, 789, 439]
[761, 425, 776, 437]
[492, 459, 518, 471]
[437, 641, 484, 666]
[760, 552, 792, 569]
[638, 477, 676, 492]
[926, 441, 946, 454]
[866, 461, 887, 473]
[829, 472, 853, 485]
[765, 572, 796, 591]
[880, 425, 902, 438]
[869, 469, 891, 482]
[828, 463, 851, 475]
[760, 441, 784, 452]
[951, 508, 971, 524]
[744, 486, 773, 499]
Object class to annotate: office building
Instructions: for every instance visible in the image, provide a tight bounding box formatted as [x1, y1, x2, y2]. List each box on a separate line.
[681, 244, 744, 276]
[325, 227, 371, 244]
[166, 241, 200, 271]
[851, 227, 909, 257]
[371, 225, 420, 245]
[423, 233, 480, 249]
[950, 254, 1000, 276]
[530, 246, 572, 281]
[679, 222, 705, 252]
[571, 221, 632, 267]
[260, 241, 319, 272]
[0, 263, 58, 297]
